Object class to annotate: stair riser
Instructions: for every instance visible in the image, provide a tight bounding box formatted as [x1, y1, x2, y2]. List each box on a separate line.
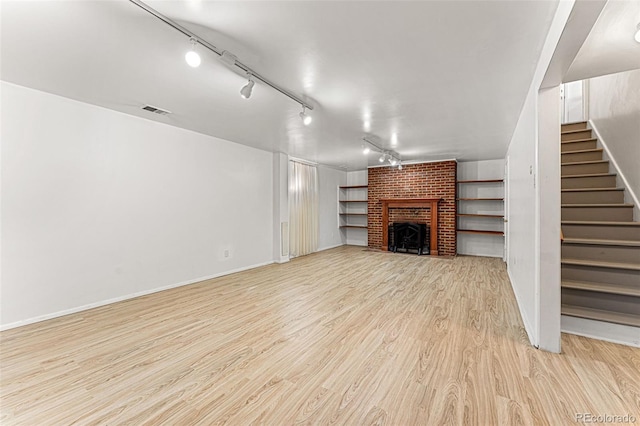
[561, 175, 617, 189]
[561, 190, 625, 204]
[562, 244, 640, 264]
[561, 206, 634, 222]
[561, 162, 609, 176]
[561, 151, 603, 163]
[562, 289, 639, 317]
[561, 122, 588, 131]
[561, 263, 640, 286]
[562, 224, 640, 241]
[562, 130, 593, 141]
[561, 140, 597, 152]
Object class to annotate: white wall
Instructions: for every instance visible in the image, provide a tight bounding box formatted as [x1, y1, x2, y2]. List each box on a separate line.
[589, 70, 640, 217]
[317, 165, 347, 251]
[345, 170, 368, 246]
[562, 80, 584, 123]
[505, 0, 573, 352]
[273, 153, 289, 263]
[457, 159, 505, 258]
[1, 82, 274, 329]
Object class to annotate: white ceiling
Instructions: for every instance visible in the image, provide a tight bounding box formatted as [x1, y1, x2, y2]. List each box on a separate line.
[564, 0, 640, 83]
[1, 1, 560, 170]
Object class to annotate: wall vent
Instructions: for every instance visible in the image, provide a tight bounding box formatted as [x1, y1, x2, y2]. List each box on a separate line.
[141, 104, 172, 115]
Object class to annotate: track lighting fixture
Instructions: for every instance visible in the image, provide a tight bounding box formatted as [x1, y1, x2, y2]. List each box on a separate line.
[362, 136, 402, 169]
[129, 0, 313, 114]
[185, 38, 201, 68]
[300, 106, 312, 126]
[240, 76, 255, 99]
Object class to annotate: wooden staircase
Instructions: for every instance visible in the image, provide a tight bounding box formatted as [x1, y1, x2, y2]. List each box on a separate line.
[560, 121, 640, 328]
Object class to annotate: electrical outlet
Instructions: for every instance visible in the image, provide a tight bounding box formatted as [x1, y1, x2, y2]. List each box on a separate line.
[224, 249, 229, 258]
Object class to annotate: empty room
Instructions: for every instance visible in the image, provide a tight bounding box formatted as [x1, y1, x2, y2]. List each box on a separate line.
[1, 0, 639, 424]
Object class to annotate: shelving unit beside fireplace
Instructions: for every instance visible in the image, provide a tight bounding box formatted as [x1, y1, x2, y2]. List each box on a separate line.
[456, 179, 504, 236]
[338, 185, 368, 230]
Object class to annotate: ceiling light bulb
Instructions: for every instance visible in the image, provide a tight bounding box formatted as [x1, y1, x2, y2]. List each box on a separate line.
[379, 154, 385, 163]
[240, 78, 255, 99]
[635, 23, 640, 43]
[299, 106, 312, 125]
[390, 157, 398, 166]
[363, 146, 371, 154]
[185, 38, 201, 68]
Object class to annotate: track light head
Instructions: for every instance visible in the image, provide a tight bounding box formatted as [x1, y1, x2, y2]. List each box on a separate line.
[362, 145, 371, 155]
[635, 23, 640, 43]
[300, 106, 312, 125]
[185, 38, 201, 68]
[390, 157, 398, 166]
[378, 154, 386, 163]
[398, 163, 403, 170]
[240, 78, 255, 99]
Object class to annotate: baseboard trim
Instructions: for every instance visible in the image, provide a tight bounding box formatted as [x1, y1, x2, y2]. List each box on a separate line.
[0, 260, 275, 331]
[507, 267, 538, 348]
[316, 243, 346, 252]
[561, 315, 640, 348]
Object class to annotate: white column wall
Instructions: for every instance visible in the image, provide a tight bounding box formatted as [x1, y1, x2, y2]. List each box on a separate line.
[505, 0, 574, 352]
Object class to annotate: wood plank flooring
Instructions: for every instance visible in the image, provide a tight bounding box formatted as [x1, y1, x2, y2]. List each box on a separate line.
[1, 246, 638, 425]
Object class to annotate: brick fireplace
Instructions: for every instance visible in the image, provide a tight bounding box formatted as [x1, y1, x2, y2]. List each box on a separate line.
[368, 161, 457, 256]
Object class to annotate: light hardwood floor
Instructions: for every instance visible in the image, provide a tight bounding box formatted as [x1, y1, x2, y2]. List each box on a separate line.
[1, 246, 638, 425]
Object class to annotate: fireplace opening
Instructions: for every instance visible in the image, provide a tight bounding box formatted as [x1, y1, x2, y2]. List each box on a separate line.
[388, 222, 430, 255]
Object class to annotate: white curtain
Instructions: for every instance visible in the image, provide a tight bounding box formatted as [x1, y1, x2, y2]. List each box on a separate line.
[289, 160, 318, 258]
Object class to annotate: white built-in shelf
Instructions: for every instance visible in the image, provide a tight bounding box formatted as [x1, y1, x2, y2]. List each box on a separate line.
[457, 179, 504, 183]
[457, 213, 504, 219]
[457, 229, 504, 236]
[339, 185, 368, 233]
[456, 178, 504, 239]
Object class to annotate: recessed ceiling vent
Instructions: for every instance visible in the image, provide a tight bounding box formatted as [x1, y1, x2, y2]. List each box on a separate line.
[141, 104, 172, 115]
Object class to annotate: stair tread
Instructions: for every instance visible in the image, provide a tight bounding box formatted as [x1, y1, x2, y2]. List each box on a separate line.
[561, 188, 623, 192]
[561, 121, 588, 125]
[562, 173, 616, 179]
[562, 280, 640, 297]
[561, 129, 593, 135]
[562, 203, 634, 207]
[562, 258, 640, 270]
[561, 160, 608, 166]
[562, 221, 640, 226]
[561, 138, 598, 144]
[561, 305, 640, 327]
[561, 148, 603, 155]
[563, 237, 640, 247]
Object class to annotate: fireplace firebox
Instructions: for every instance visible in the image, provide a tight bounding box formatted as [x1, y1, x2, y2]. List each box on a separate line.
[388, 222, 430, 255]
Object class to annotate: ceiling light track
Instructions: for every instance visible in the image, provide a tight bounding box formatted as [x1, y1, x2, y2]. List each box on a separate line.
[362, 136, 402, 169]
[128, 0, 313, 111]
